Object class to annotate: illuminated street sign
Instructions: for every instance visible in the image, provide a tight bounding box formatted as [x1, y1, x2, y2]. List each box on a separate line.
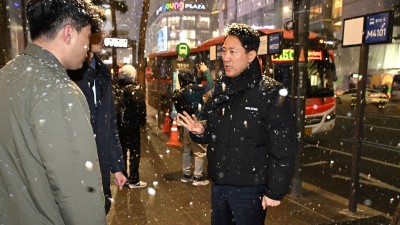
[342, 10, 393, 47]
[271, 49, 322, 62]
[104, 38, 129, 48]
[268, 32, 282, 55]
[365, 11, 393, 44]
[176, 43, 190, 58]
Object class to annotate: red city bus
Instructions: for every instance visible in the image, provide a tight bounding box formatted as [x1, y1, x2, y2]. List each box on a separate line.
[146, 28, 336, 135]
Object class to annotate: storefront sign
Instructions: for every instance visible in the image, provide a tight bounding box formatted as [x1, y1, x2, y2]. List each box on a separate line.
[104, 38, 129, 48]
[156, 1, 206, 15]
[271, 49, 322, 62]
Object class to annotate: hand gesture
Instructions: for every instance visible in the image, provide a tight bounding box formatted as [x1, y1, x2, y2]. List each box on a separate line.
[114, 172, 127, 190]
[262, 195, 281, 210]
[177, 111, 205, 135]
[196, 62, 208, 74]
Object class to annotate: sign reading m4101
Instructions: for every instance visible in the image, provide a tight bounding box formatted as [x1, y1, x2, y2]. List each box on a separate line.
[365, 28, 387, 39]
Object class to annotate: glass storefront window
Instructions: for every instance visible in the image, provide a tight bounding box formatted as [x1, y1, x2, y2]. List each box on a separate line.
[180, 29, 196, 40]
[168, 16, 180, 27]
[160, 18, 167, 27]
[182, 16, 196, 28]
[310, 1, 323, 20]
[332, 0, 342, 19]
[197, 16, 210, 28]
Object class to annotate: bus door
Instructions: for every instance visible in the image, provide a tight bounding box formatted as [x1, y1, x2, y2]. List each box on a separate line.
[391, 74, 400, 102]
[273, 63, 293, 93]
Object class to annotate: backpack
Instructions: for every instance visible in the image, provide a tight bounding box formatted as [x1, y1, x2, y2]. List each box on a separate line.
[171, 88, 195, 115]
[117, 84, 146, 127]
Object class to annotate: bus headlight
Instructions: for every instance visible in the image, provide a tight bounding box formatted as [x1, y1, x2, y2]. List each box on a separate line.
[325, 110, 336, 122]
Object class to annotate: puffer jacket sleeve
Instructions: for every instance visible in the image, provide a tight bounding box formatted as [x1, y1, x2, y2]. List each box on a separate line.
[108, 81, 126, 173]
[262, 83, 297, 200]
[30, 86, 106, 225]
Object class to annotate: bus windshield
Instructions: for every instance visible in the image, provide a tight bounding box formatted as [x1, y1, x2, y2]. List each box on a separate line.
[272, 59, 335, 98]
[307, 59, 335, 98]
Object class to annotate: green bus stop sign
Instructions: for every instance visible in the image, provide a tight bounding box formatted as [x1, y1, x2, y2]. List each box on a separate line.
[176, 43, 190, 58]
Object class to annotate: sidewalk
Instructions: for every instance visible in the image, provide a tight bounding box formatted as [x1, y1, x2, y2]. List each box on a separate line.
[106, 105, 392, 225]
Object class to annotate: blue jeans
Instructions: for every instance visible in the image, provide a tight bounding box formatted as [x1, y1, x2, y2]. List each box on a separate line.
[211, 183, 266, 225]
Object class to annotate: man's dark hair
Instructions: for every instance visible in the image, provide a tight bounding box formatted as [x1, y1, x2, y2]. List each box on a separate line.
[178, 68, 196, 88]
[27, 0, 104, 40]
[225, 23, 260, 52]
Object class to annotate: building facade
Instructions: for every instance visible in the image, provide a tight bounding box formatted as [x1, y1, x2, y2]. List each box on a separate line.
[1, 0, 399, 95]
[0, 0, 26, 68]
[335, 0, 400, 92]
[146, 0, 219, 54]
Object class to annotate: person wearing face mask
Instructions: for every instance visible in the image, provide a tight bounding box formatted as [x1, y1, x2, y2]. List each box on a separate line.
[177, 23, 297, 225]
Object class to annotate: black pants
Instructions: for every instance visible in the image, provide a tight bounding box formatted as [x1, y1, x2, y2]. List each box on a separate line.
[104, 184, 111, 214]
[211, 183, 266, 225]
[98, 163, 112, 214]
[119, 127, 141, 183]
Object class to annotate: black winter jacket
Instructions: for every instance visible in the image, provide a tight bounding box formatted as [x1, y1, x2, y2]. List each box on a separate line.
[68, 55, 126, 185]
[190, 59, 297, 201]
[116, 81, 147, 133]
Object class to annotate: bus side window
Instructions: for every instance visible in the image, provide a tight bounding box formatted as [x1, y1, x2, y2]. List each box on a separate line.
[391, 74, 400, 100]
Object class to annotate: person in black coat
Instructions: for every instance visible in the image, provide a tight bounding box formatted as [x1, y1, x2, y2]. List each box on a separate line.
[117, 65, 147, 189]
[68, 30, 126, 214]
[178, 23, 297, 225]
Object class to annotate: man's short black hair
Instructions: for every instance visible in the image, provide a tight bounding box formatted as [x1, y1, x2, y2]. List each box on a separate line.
[27, 0, 104, 40]
[225, 23, 260, 52]
[178, 69, 196, 88]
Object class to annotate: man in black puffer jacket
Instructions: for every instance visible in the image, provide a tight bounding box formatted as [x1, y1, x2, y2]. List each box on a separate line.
[178, 23, 297, 225]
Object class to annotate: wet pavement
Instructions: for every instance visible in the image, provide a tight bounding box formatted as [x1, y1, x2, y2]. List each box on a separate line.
[106, 105, 392, 225]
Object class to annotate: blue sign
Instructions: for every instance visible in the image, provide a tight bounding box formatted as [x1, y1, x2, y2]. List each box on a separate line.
[268, 32, 281, 54]
[364, 11, 392, 44]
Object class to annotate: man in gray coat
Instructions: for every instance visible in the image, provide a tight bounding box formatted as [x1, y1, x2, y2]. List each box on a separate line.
[0, 0, 106, 224]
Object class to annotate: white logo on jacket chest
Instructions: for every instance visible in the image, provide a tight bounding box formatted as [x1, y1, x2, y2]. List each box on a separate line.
[245, 107, 258, 111]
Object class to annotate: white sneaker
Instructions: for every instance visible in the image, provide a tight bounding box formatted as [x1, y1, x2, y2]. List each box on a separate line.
[181, 174, 194, 183]
[128, 181, 147, 189]
[192, 178, 210, 187]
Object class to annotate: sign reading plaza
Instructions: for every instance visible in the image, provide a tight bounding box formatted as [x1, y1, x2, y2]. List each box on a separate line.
[342, 10, 393, 47]
[104, 38, 129, 48]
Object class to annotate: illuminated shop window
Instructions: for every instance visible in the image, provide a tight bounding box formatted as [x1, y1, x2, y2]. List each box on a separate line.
[160, 18, 167, 27]
[310, 2, 323, 20]
[182, 16, 195, 27]
[180, 29, 196, 40]
[197, 16, 210, 28]
[168, 16, 180, 27]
